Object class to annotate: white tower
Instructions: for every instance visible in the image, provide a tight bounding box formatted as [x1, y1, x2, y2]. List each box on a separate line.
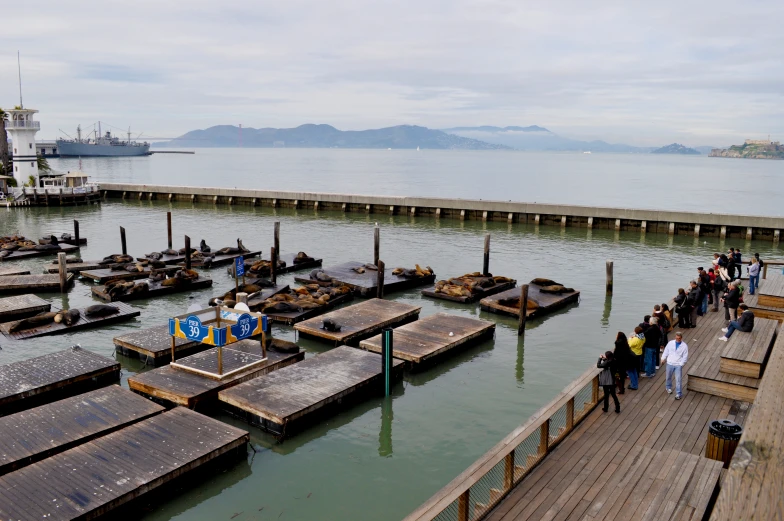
[6, 108, 40, 186]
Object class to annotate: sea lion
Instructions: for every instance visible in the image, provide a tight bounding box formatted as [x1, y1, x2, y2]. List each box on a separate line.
[148, 269, 167, 282]
[9, 312, 58, 333]
[0, 250, 10, 258]
[492, 276, 514, 284]
[64, 257, 83, 264]
[145, 252, 163, 261]
[352, 266, 366, 274]
[160, 249, 178, 256]
[322, 318, 341, 332]
[539, 285, 574, 294]
[85, 305, 120, 317]
[123, 263, 146, 273]
[199, 239, 211, 253]
[149, 260, 166, 269]
[60, 233, 72, 240]
[292, 252, 314, 265]
[128, 282, 150, 295]
[498, 297, 539, 311]
[262, 301, 302, 313]
[310, 270, 333, 282]
[54, 309, 81, 326]
[107, 281, 135, 298]
[100, 254, 133, 265]
[34, 242, 61, 251]
[267, 338, 299, 353]
[530, 278, 560, 287]
[215, 238, 249, 256]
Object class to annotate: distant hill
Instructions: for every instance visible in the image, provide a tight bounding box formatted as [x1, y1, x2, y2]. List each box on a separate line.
[709, 141, 784, 160]
[154, 124, 509, 150]
[651, 143, 700, 155]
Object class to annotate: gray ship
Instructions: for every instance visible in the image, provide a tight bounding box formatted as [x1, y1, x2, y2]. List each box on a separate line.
[57, 123, 150, 157]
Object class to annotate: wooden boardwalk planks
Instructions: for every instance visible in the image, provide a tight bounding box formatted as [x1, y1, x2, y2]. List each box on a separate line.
[294, 298, 421, 346]
[0, 267, 30, 277]
[742, 291, 784, 321]
[114, 324, 202, 366]
[0, 347, 120, 417]
[757, 273, 784, 308]
[171, 340, 270, 381]
[294, 261, 436, 297]
[91, 276, 213, 302]
[128, 346, 304, 408]
[0, 385, 164, 476]
[719, 317, 778, 378]
[0, 273, 74, 295]
[359, 312, 495, 365]
[1, 302, 141, 340]
[480, 284, 580, 319]
[219, 346, 405, 436]
[0, 243, 79, 261]
[0, 294, 50, 322]
[79, 265, 180, 283]
[0, 407, 249, 521]
[46, 261, 104, 274]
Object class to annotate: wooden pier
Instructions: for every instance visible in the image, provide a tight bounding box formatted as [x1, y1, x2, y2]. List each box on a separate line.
[0, 347, 120, 416]
[171, 339, 271, 381]
[247, 252, 323, 275]
[0, 243, 79, 261]
[114, 324, 202, 366]
[295, 261, 436, 297]
[161, 249, 261, 267]
[294, 298, 421, 346]
[719, 317, 778, 378]
[128, 346, 304, 408]
[79, 264, 180, 283]
[0, 407, 248, 521]
[757, 274, 784, 308]
[360, 312, 495, 365]
[219, 346, 405, 436]
[0, 267, 30, 277]
[0, 273, 75, 295]
[260, 291, 354, 325]
[91, 276, 213, 302]
[422, 278, 516, 304]
[480, 284, 580, 319]
[1, 302, 140, 340]
[0, 385, 163, 476]
[46, 260, 104, 273]
[0, 294, 50, 322]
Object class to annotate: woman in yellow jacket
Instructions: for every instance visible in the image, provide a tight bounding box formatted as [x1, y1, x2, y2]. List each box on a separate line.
[627, 326, 645, 390]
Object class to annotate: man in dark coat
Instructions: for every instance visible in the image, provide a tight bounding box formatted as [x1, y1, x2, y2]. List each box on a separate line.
[719, 304, 754, 341]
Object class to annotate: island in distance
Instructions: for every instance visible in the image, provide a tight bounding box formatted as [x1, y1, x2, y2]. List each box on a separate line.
[651, 143, 701, 155]
[709, 139, 784, 160]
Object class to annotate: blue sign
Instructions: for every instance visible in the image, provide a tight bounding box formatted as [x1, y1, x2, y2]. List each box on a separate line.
[235, 256, 245, 277]
[169, 314, 226, 346]
[227, 313, 263, 343]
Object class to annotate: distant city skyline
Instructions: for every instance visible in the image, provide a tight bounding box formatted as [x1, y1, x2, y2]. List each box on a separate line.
[1, 1, 781, 147]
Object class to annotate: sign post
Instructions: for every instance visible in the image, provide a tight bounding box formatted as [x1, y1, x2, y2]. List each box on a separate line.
[234, 255, 245, 297]
[381, 327, 393, 396]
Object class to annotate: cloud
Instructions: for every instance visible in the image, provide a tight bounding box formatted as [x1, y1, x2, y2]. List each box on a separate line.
[0, 0, 782, 146]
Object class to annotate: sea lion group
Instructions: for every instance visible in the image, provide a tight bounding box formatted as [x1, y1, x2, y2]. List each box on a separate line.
[350, 263, 379, 274]
[144, 238, 248, 263]
[246, 258, 287, 277]
[530, 278, 575, 294]
[8, 305, 119, 333]
[259, 284, 351, 314]
[391, 265, 434, 279]
[0, 235, 64, 258]
[434, 272, 514, 298]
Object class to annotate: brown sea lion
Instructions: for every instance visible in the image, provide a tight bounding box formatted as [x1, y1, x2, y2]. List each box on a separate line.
[310, 270, 333, 282]
[9, 312, 58, 333]
[493, 276, 514, 284]
[54, 309, 81, 326]
[160, 249, 178, 256]
[64, 257, 84, 264]
[128, 282, 150, 295]
[498, 297, 539, 310]
[0, 250, 10, 258]
[530, 278, 560, 287]
[540, 285, 574, 294]
[200, 239, 211, 253]
[145, 251, 163, 261]
[85, 305, 120, 317]
[292, 252, 314, 264]
[262, 301, 302, 313]
[267, 338, 300, 354]
[352, 266, 366, 274]
[107, 281, 135, 298]
[322, 318, 341, 332]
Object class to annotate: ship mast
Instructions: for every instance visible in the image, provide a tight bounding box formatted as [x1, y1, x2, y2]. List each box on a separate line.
[128, 126, 131, 144]
[17, 51, 23, 109]
[77, 124, 82, 142]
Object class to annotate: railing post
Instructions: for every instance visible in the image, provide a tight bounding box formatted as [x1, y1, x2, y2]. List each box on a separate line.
[457, 490, 470, 521]
[504, 450, 515, 490]
[566, 397, 575, 432]
[539, 419, 549, 455]
[592, 376, 599, 405]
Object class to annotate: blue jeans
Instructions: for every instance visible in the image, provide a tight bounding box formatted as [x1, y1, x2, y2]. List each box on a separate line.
[627, 366, 639, 389]
[701, 294, 708, 315]
[725, 320, 741, 338]
[749, 274, 759, 295]
[665, 364, 682, 396]
[644, 348, 657, 376]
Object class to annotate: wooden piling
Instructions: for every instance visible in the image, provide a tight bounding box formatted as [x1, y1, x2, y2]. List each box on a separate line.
[606, 260, 614, 294]
[120, 226, 127, 255]
[377, 260, 385, 299]
[763, 263, 768, 280]
[274, 221, 280, 258]
[374, 225, 380, 266]
[640, 220, 646, 233]
[167, 211, 172, 249]
[517, 284, 529, 336]
[237, 292, 248, 305]
[694, 224, 701, 238]
[587, 217, 593, 229]
[57, 252, 67, 293]
[720, 226, 727, 239]
[483, 234, 491, 276]
[170, 336, 176, 363]
[73, 220, 80, 244]
[271, 247, 277, 286]
[184, 236, 192, 270]
[746, 227, 753, 241]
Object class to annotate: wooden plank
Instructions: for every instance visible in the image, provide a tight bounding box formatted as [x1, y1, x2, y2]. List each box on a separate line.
[1, 302, 141, 340]
[91, 276, 213, 302]
[0, 243, 79, 261]
[158, 248, 261, 267]
[0, 347, 120, 417]
[0, 407, 248, 521]
[0, 267, 30, 277]
[293, 298, 421, 346]
[0, 273, 75, 295]
[170, 344, 268, 381]
[0, 385, 163, 476]
[757, 274, 784, 308]
[294, 261, 436, 297]
[219, 346, 405, 436]
[421, 279, 517, 304]
[46, 261, 104, 273]
[479, 284, 580, 319]
[0, 295, 51, 322]
[359, 312, 496, 364]
[114, 324, 202, 366]
[244, 252, 323, 276]
[719, 318, 777, 378]
[78, 265, 180, 283]
[128, 347, 304, 408]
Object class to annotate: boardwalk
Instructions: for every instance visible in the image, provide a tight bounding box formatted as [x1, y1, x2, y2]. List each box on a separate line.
[114, 324, 202, 366]
[0, 273, 75, 295]
[0, 294, 51, 322]
[1, 302, 141, 340]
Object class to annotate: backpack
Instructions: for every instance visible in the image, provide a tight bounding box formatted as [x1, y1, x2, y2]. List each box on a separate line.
[660, 314, 671, 330]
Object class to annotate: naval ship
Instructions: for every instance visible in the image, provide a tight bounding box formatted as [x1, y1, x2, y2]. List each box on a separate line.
[57, 123, 150, 157]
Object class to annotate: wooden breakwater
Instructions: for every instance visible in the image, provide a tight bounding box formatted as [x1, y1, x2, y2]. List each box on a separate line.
[98, 183, 784, 241]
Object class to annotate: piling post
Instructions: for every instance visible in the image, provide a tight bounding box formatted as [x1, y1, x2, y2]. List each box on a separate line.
[507, 212, 513, 223]
[746, 227, 753, 241]
[587, 217, 593, 229]
[694, 224, 700, 238]
[374, 225, 380, 266]
[668, 222, 675, 235]
[120, 227, 127, 255]
[170, 337, 176, 363]
[482, 211, 488, 222]
[73, 220, 80, 244]
[274, 222, 280, 259]
[517, 284, 529, 336]
[184, 236, 192, 270]
[167, 211, 172, 249]
[774, 230, 780, 243]
[561, 215, 567, 228]
[535, 214, 540, 225]
[720, 226, 727, 239]
[57, 252, 67, 293]
[460, 209, 466, 221]
[381, 327, 393, 396]
[640, 220, 646, 233]
[237, 292, 248, 305]
[377, 260, 385, 299]
[436, 208, 441, 218]
[614, 219, 621, 231]
[483, 234, 491, 276]
[763, 263, 768, 280]
[606, 260, 614, 294]
[270, 246, 277, 286]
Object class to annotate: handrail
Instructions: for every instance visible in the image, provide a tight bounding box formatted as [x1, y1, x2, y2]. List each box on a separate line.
[405, 366, 603, 521]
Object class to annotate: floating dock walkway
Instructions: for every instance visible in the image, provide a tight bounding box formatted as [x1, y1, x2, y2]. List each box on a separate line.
[480, 284, 580, 319]
[79, 264, 180, 283]
[1, 302, 140, 340]
[0, 294, 51, 322]
[46, 259, 104, 273]
[295, 261, 435, 297]
[0, 243, 79, 261]
[219, 346, 404, 437]
[0, 267, 30, 277]
[0, 407, 249, 521]
[0, 273, 75, 295]
[91, 276, 213, 302]
[114, 324, 201, 366]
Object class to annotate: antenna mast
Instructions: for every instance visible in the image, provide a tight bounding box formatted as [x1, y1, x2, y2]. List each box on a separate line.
[17, 51, 23, 109]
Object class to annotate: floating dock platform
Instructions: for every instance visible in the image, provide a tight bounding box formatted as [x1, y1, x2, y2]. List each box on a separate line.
[0, 385, 163, 476]
[294, 261, 436, 297]
[161, 249, 261, 267]
[0, 267, 30, 277]
[0, 407, 248, 521]
[245, 252, 323, 276]
[0, 294, 51, 323]
[219, 346, 404, 437]
[1, 302, 140, 340]
[421, 277, 516, 304]
[0, 347, 120, 417]
[91, 276, 213, 302]
[479, 284, 580, 319]
[360, 312, 495, 366]
[114, 324, 201, 366]
[294, 298, 421, 346]
[128, 345, 304, 409]
[260, 292, 354, 325]
[0, 273, 75, 295]
[719, 317, 778, 379]
[79, 265, 180, 283]
[0, 243, 79, 261]
[757, 275, 784, 308]
[39, 235, 87, 246]
[46, 260, 104, 273]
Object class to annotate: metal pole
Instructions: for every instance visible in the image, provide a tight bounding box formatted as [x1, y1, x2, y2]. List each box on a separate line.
[483, 233, 491, 276]
[382, 327, 393, 396]
[184, 236, 191, 270]
[120, 226, 127, 255]
[374, 225, 380, 265]
[167, 211, 172, 249]
[517, 284, 529, 336]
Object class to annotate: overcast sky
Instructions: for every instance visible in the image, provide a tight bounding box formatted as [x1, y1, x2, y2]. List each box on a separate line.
[2, 1, 781, 146]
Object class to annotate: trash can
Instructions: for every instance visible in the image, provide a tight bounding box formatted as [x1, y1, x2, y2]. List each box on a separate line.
[705, 419, 743, 467]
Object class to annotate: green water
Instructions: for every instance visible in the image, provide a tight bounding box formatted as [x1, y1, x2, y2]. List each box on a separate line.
[1, 201, 780, 521]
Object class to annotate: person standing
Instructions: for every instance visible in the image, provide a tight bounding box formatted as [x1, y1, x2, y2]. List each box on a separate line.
[719, 304, 754, 341]
[726, 251, 737, 281]
[662, 332, 688, 400]
[748, 257, 760, 295]
[661, 304, 673, 332]
[722, 280, 741, 324]
[597, 351, 620, 413]
[697, 268, 710, 315]
[613, 332, 632, 394]
[686, 281, 702, 328]
[674, 288, 690, 328]
[642, 317, 661, 377]
[712, 270, 726, 312]
[627, 327, 644, 390]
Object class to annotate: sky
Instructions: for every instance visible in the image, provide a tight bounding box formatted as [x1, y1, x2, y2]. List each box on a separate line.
[1, 1, 782, 147]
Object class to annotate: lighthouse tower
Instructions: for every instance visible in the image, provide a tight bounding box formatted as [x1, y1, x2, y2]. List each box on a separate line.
[6, 108, 40, 186]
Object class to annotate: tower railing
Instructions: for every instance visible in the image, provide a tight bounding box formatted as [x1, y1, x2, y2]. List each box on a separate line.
[6, 120, 40, 129]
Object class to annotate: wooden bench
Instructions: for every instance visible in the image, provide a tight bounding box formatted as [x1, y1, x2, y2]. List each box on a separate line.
[719, 317, 778, 378]
[757, 273, 784, 308]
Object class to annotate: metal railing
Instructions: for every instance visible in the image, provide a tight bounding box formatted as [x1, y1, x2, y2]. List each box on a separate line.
[5, 120, 40, 129]
[405, 367, 604, 521]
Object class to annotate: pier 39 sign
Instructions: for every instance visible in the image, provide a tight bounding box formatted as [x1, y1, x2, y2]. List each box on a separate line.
[169, 310, 265, 347]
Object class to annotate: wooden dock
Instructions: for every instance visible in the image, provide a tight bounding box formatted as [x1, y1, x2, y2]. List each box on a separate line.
[246, 252, 323, 275]
[219, 346, 405, 436]
[294, 261, 436, 297]
[259, 291, 354, 325]
[79, 264, 180, 283]
[422, 276, 516, 304]
[739, 291, 784, 321]
[0, 294, 51, 323]
[161, 249, 261, 267]
[171, 339, 271, 381]
[0, 407, 249, 521]
[294, 298, 422, 346]
[0, 347, 120, 416]
[46, 260, 104, 273]
[719, 317, 778, 378]
[114, 324, 202, 366]
[0, 273, 75, 295]
[480, 284, 580, 319]
[359, 312, 495, 365]
[1, 302, 140, 340]
[91, 276, 213, 302]
[0, 267, 30, 277]
[757, 273, 784, 308]
[0, 243, 79, 261]
[128, 346, 304, 409]
[0, 385, 163, 476]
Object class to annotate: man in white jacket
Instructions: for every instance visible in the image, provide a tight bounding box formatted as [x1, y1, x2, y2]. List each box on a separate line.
[662, 332, 688, 400]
